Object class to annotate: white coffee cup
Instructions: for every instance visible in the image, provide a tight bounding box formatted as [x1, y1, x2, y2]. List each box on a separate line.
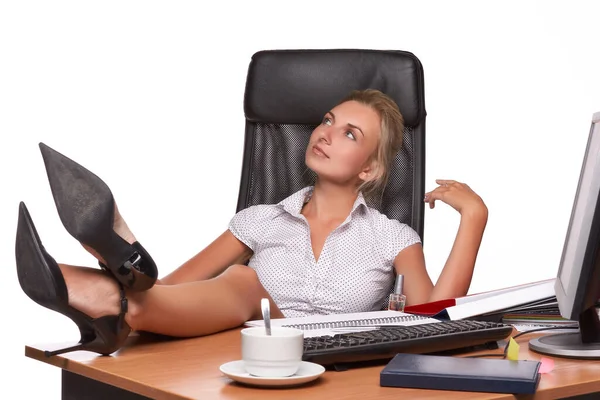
[241, 326, 304, 377]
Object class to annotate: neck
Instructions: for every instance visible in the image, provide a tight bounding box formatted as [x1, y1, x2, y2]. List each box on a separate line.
[302, 180, 360, 223]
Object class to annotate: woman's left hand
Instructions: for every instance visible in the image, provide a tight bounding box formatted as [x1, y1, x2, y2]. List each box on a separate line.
[424, 179, 488, 218]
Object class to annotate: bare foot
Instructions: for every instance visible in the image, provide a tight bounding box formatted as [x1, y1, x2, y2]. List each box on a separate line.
[60, 264, 140, 328]
[82, 203, 137, 264]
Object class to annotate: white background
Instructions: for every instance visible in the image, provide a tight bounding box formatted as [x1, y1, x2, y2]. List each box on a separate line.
[1, 1, 599, 398]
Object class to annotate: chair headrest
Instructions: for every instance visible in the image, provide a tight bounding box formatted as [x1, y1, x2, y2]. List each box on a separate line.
[244, 49, 426, 127]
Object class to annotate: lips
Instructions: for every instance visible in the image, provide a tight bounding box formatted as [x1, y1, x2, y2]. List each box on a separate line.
[312, 144, 329, 158]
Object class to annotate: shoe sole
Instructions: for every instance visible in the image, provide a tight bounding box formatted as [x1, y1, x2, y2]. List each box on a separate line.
[39, 143, 157, 291]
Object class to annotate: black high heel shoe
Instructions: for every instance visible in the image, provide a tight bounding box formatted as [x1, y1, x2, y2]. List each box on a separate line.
[39, 142, 158, 291]
[15, 202, 131, 357]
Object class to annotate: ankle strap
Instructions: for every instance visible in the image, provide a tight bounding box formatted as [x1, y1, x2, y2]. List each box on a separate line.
[117, 283, 128, 330]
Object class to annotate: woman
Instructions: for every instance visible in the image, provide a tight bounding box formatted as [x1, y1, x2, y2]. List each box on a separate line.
[15, 89, 488, 357]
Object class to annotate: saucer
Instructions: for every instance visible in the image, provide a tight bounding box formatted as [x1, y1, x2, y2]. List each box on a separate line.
[219, 360, 325, 387]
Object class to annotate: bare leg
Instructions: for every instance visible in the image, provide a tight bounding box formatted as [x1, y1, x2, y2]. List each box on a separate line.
[61, 263, 284, 337]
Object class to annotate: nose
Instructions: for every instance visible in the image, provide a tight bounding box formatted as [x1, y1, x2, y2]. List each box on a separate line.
[317, 125, 332, 144]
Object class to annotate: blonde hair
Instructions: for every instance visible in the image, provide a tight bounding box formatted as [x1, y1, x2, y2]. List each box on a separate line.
[338, 89, 405, 202]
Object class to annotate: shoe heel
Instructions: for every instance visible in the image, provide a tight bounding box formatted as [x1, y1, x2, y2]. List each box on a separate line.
[39, 143, 158, 291]
[45, 343, 87, 357]
[44, 314, 129, 357]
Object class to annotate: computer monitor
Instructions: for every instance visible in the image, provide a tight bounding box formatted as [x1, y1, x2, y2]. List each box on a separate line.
[529, 111, 600, 359]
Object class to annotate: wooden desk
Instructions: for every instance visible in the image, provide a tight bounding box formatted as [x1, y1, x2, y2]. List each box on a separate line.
[25, 327, 600, 400]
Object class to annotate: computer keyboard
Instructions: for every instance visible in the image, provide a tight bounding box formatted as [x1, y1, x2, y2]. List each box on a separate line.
[302, 319, 513, 366]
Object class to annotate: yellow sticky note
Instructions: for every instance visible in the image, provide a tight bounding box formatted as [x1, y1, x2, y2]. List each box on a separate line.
[506, 337, 520, 360]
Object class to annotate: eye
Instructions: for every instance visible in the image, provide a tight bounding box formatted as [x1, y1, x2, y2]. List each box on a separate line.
[345, 131, 356, 141]
[323, 117, 332, 126]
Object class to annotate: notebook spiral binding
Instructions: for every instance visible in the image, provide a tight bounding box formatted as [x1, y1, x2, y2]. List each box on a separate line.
[281, 315, 428, 330]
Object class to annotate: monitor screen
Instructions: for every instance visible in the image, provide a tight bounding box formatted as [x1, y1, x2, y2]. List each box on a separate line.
[555, 111, 600, 319]
[529, 111, 600, 359]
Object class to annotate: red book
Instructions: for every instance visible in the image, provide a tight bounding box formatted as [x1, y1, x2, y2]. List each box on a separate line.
[404, 298, 456, 316]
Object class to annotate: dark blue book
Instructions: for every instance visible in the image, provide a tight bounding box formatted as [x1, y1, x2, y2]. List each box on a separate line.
[380, 353, 541, 394]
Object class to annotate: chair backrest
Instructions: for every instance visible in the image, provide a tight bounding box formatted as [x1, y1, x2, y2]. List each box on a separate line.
[236, 49, 427, 240]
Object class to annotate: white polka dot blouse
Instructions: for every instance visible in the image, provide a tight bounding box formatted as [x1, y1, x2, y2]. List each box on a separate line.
[228, 186, 421, 318]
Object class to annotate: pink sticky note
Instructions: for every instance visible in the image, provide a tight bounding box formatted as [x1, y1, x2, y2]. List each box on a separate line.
[539, 357, 555, 374]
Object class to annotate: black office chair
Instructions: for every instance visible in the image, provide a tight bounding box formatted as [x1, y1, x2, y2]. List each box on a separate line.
[236, 49, 427, 241]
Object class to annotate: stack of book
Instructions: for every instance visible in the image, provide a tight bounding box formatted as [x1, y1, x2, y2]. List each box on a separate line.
[500, 298, 569, 327]
[403, 278, 572, 328]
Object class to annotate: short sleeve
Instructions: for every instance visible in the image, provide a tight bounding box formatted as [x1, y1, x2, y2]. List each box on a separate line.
[386, 222, 421, 260]
[228, 204, 277, 251]
[370, 210, 422, 262]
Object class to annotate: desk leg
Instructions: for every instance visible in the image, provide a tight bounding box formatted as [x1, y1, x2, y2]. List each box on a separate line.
[62, 370, 151, 400]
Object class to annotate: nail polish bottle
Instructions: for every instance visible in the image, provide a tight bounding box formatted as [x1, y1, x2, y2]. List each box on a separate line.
[388, 274, 407, 312]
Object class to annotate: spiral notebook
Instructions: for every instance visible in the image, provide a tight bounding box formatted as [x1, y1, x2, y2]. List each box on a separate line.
[245, 310, 440, 338]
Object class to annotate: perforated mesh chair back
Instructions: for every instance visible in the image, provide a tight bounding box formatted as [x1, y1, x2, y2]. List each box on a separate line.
[236, 49, 427, 240]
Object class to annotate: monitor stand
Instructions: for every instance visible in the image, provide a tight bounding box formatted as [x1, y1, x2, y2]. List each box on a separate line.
[529, 307, 600, 359]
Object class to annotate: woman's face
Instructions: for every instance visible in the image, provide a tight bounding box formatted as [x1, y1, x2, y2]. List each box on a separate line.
[305, 100, 381, 187]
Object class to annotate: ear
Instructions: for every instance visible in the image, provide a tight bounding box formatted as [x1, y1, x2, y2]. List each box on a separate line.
[358, 159, 382, 183]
